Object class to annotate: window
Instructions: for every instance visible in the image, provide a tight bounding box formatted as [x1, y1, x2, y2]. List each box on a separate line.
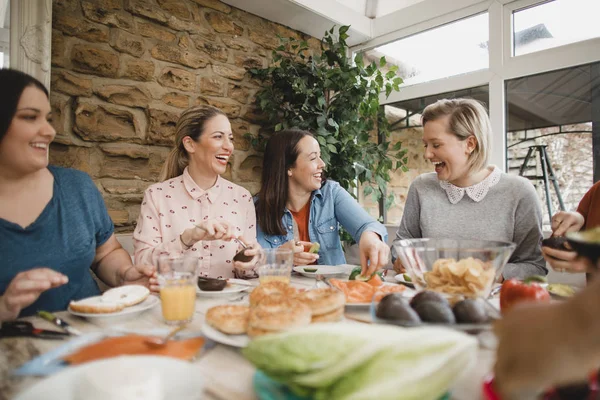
[505, 62, 599, 227]
[513, 0, 600, 56]
[361, 13, 489, 86]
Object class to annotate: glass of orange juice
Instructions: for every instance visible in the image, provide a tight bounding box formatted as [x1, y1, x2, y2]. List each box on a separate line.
[157, 255, 197, 325]
[257, 248, 293, 284]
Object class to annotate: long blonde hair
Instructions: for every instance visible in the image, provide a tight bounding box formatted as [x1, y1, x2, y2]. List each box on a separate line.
[421, 98, 491, 174]
[159, 105, 226, 181]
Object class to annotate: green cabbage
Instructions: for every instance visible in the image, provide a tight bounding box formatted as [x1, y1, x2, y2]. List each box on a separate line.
[242, 323, 477, 400]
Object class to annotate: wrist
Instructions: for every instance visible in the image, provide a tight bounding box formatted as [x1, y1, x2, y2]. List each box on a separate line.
[116, 264, 132, 286]
[180, 229, 195, 248]
[0, 296, 17, 322]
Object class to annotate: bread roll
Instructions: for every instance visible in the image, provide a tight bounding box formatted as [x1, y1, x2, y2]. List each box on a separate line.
[205, 305, 250, 335]
[69, 297, 125, 314]
[102, 285, 149, 307]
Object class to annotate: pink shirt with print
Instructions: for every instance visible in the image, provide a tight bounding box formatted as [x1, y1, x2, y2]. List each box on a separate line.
[133, 168, 256, 279]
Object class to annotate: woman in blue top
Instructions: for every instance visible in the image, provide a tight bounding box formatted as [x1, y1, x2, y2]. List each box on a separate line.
[0, 69, 155, 321]
[255, 129, 389, 276]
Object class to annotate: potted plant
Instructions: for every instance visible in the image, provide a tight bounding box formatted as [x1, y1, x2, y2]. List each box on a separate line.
[248, 25, 407, 247]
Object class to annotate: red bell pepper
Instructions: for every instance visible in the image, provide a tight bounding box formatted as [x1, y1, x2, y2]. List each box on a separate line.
[500, 277, 550, 314]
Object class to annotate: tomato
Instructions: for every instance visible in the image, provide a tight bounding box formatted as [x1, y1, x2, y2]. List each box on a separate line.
[500, 278, 550, 314]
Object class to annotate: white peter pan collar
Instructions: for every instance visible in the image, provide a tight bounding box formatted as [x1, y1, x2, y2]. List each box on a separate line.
[439, 166, 501, 204]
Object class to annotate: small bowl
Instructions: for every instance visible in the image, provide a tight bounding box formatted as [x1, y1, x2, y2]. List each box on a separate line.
[567, 228, 600, 264]
[393, 238, 516, 299]
[197, 277, 227, 292]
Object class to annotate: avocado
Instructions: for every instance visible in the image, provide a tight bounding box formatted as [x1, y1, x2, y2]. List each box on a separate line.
[541, 236, 572, 251]
[413, 301, 456, 324]
[376, 294, 421, 324]
[308, 242, 320, 254]
[452, 299, 488, 324]
[197, 277, 227, 291]
[410, 290, 449, 309]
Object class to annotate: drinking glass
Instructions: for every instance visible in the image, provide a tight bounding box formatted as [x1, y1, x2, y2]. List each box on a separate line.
[157, 255, 197, 325]
[257, 248, 293, 285]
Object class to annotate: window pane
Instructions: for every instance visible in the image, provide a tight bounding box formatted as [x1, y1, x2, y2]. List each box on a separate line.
[362, 13, 489, 87]
[513, 0, 600, 56]
[505, 62, 599, 229]
[368, 86, 489, 224]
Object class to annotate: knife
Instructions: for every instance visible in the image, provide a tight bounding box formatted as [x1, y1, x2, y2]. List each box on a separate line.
[37, 311, 82, 336]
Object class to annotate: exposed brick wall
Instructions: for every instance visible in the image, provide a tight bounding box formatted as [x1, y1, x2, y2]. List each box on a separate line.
[49, 0, 320, 232]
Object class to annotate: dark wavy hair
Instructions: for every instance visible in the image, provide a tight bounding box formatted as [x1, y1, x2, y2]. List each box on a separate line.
[256, 129, 322, 236]
[0, 69, 49, 142]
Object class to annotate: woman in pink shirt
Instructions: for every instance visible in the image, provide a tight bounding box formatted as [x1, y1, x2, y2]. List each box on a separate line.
[133, 105, 258, 279]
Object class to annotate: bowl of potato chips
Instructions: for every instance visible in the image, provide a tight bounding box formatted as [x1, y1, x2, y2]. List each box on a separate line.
[393, 239, 516, 298]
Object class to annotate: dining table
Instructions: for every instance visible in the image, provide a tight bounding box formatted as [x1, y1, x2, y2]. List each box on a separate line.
[1, 275, 498, 400]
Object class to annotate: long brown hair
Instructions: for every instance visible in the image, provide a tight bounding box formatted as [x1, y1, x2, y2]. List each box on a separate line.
[159, 105, 226, 181]
[256, 129, 315, 236]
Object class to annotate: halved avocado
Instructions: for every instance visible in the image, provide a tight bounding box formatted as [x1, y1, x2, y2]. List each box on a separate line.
[197, 277, 227, 291]
[308, 242, 320, 254]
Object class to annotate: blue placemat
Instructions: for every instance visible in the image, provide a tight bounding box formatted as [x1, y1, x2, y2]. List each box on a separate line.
[254, 371, 451, 400]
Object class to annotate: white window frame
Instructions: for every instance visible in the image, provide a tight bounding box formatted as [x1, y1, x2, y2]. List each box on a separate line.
[351, 0, 600, 171]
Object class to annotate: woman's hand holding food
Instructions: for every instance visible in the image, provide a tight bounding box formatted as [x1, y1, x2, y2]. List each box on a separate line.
[551, 211, 585, 237]
[0, 268, 68, 321]
[542, 211, 586, 273]
[180, 219, 236, 247]
[359, 231, 390, 277]
[281, 240, 319, 265]
[233, 237, 261, 279]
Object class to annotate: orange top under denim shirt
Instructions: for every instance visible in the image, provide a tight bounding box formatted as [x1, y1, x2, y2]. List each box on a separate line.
[290, 201, 311, 243]
[133, 167, 256, 279]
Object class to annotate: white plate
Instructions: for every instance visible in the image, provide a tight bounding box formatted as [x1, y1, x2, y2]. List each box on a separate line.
[68, 295, 159, 319]
[394, 273, 416, 288]
[14, 356, 204, 400]
[196, 279, 252, 296]
[292, 264, 356, 278]
[201, 322, 250, 348]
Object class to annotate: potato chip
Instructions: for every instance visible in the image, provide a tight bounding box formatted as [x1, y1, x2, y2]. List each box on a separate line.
[424, 257, 494, 297]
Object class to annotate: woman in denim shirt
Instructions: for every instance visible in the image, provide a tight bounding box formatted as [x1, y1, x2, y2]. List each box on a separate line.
[255, 129, 389, 276]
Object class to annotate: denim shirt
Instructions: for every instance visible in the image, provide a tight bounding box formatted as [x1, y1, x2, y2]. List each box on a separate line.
[255, 180, 388, 265]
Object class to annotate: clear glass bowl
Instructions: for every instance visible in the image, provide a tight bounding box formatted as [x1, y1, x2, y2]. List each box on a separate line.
[393, 238, 516, 299]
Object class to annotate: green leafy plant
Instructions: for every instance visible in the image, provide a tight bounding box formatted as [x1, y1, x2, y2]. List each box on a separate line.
[248, 25, 408, 210]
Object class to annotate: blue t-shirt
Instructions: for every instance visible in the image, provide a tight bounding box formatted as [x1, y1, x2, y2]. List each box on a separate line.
[0, 166, 114, 316]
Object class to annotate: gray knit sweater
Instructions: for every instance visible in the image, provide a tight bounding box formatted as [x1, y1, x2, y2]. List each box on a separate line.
[393, 172, 546, 280]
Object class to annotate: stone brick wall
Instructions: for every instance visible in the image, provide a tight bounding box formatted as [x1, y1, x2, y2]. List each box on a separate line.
[49, 0, 319, 232]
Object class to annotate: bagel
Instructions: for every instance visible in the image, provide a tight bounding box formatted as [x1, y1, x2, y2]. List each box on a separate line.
[205, 305, 249, 335]
[69, 297, 125, 314]
[294, 288, 346, 316]
[249, 281, 297, 307]
[311, 306, 344, 323]
[249, 299, 311, 331]
[247, 325, 279, 338]
[101, 285, 150, 307]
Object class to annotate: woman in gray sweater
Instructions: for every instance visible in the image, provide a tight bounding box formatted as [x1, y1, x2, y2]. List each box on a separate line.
[393, 98, 545, 280]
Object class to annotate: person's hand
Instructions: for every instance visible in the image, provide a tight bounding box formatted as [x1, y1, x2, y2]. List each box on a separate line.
[233, 238, 261, 279]
[551, 211, 585, 237]
[392, 258, 405, 274]
[281, 240, 318, 265]
[181, 219, 236, 247]
[0, 268, 68, 321]
[120, 264, 157, 291]
[494, 300, 599, 399]
[542, 246, 584, 273]
[359, 231, 390, 277]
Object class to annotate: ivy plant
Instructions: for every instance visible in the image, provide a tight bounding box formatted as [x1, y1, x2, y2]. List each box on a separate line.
[248, 25, 408, 211]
